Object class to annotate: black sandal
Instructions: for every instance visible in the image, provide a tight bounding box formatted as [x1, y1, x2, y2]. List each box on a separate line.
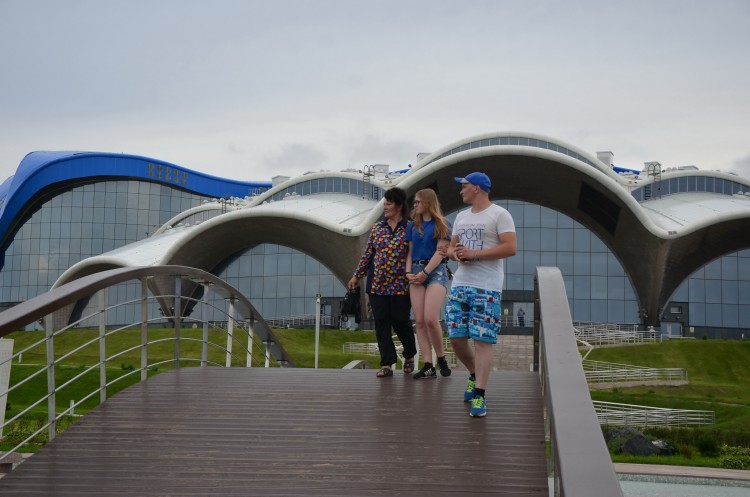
[376, 367, 393, 378]
[403, 359, 415, 374]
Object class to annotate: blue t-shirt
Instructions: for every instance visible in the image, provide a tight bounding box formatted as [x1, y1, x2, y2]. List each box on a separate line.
[406, 219, 450, 261]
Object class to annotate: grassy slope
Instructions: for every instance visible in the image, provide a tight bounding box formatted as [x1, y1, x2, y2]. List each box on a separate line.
[587, 340, 750, 431]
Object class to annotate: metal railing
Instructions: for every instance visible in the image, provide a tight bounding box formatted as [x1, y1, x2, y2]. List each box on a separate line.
[535, 267, 624, 497]
[593, 401, 715, 427]
[342, 337, 457, 367]
[583, 360, 688, 385]
[0, 265, 291, 466]
[266, 315, 333, 328]
[573, 322, 660, 345]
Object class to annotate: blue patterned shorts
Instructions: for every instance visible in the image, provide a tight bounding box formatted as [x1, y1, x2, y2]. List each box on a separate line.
[445, 286, 502, 344]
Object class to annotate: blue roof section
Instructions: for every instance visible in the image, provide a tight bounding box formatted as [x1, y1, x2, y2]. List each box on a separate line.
[0, 151, 271, 248]
[612, 165, 641, 175]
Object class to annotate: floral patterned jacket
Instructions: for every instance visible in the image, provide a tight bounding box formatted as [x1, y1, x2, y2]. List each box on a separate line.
[353, 219, 410, 295]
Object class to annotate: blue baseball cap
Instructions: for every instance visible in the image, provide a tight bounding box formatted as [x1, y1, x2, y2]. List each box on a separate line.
[454, 172, 491, 192]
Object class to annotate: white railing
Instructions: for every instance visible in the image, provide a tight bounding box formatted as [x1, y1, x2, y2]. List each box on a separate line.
[583, 360, 688, 384]
[266, 315, 332, 328]
[593, 400, 715, 427]
[573, 322, 659, 345]
[0, 266, 289, 467]
[342, 338, 457, 367]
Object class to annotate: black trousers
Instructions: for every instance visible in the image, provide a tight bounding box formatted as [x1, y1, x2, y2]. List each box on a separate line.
[368, 293, 416, 367]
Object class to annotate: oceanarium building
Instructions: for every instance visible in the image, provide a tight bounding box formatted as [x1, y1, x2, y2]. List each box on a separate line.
[1, 132, 750, 338]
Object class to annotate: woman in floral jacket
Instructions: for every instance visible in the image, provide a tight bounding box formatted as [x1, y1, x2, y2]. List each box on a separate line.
[348, 187, 417, 377]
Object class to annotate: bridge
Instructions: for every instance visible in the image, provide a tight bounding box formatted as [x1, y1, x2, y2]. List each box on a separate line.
[0, 266, 623, 496]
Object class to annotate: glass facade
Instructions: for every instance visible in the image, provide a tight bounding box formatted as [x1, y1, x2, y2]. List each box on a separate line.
[631, 175, 749, 201]
[1, 178, 749, 334]
[0, 180, 205, 304]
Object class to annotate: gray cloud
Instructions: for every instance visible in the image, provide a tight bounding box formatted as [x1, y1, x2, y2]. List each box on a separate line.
[1, 0, 749, 183]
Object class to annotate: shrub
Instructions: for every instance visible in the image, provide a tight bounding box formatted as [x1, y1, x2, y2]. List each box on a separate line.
[677, 443, 694, 459]
[696, 434, 721, 457]
[720, 455, 750, 470]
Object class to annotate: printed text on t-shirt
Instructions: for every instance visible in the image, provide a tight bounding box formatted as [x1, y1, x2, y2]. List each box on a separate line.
[458, 226, 485, 250]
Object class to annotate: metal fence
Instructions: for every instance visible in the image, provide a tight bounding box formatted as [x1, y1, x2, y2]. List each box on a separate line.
[593, 400, 715, 427]
[574, 321, 660, 345]
[583, 360, 688, 384]
[0, 266, 290, 467]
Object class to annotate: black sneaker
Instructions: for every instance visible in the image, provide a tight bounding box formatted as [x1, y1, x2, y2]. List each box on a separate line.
[413, 364, 437, 379]
[437, 357, 452, 377]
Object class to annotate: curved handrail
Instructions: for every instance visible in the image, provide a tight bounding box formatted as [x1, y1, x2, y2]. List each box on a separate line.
[0, 265, 290, 367]
[534, 266, 624, 497]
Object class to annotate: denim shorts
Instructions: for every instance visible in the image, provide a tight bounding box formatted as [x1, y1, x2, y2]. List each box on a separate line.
[445, 286, 502, 344]
[412, 261, 450, 290]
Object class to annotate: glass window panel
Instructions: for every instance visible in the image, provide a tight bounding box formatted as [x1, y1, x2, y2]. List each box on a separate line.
[739, 282, 750, 305]
[697, 176, 705, 191]
[689, 279, 705, 302]
[540, 252, 556, 266]
[276, 276, 291, 298]
[722, 305, 739, 327]
[523, 204, 540, 227]
[523, 227, 540, 250]
[590, 300, 607, 322]
[573, 299, 591, 321]
[687, 176, 696, 192]
[540, 208, 557, 228]
[608, 300, 625, 323]
[574, 228, 590, 252]
[291, 254, 306, 273]
[608, 276, 625, 300]
[505, 274, 523, 291]
[557, 230, 574, 251]
[290, 275, 306, 297]
[557, 252, 574, 274]
[722, 280, 738, 304]
[739, 305, 750, 328]
[523, 251, 540, 277]
[540, 228, 556, 251]
[704, 259, 721, 279]
[705, 280, 722, 303]
[590, 253, 607, 276]
[574, 252, 590, 274]
[591, 276, 607, 299]
[573, 275, 591, 299]
[561, 274, 574, 299]
[721, 256, 738, 280]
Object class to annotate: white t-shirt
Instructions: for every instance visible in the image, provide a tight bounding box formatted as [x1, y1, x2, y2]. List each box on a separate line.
[451, 203, 516, 292]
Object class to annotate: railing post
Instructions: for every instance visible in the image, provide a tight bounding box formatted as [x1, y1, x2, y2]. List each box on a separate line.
[202, 282, 210, 367]
[314, 293, 321, 369]
[44, 314, 56, 442]
[99, 290, 107, 403]
[226, 298, 235, 367]
[141, 278, 148, 381]
[174, 277, 181, 369]
[246, 318, 254, 368]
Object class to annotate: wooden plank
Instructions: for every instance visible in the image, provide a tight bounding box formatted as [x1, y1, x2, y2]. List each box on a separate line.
[0, 368, 548, 496]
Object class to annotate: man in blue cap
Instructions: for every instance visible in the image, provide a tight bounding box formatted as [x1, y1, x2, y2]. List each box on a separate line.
[445, 172, 517, 417]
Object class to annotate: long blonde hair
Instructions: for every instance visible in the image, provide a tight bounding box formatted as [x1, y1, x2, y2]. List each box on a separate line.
[411, 188, 449, 239]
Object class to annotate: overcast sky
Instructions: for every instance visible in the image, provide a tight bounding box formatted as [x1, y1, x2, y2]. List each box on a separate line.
[1, 0, 748, 184]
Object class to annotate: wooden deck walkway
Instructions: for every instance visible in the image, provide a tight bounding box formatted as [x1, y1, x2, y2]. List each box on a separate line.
[0, 368, 548, 496]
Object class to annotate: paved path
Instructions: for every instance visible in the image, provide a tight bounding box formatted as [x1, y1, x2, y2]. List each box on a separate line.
[615, 462, 750, 481]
